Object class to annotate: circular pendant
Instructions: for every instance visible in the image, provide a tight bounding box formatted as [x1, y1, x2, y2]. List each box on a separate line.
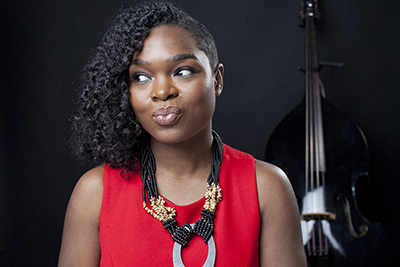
[172, 224, 216, 267]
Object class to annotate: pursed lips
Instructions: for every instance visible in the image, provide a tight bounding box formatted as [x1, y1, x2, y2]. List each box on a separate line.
[152, 106, 182, 126]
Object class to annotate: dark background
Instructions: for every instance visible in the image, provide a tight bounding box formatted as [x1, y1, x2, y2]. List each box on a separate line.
[1, 0, 399, 266]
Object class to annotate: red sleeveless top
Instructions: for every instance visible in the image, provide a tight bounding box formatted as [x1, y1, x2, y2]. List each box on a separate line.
[100, 144, 260, 266]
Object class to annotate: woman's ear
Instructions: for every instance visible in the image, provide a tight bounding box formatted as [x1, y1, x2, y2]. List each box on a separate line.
[214, 63, 224, 97]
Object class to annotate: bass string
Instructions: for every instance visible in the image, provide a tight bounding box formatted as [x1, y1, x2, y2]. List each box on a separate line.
[305, 11, 326, 203]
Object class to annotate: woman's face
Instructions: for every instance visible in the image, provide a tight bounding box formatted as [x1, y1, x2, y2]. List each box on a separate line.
[128, 25, 223, 145]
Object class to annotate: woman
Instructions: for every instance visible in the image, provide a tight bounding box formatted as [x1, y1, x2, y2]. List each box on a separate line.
[58, 1, 306, 266]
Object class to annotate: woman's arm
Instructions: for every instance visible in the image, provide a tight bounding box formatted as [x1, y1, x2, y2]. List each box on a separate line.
[256, 160, 307, 266]
[58, 165, 104, 267]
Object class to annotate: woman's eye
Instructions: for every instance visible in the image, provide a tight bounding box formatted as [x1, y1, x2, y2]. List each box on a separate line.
[175, 68, 196, 77]
[131, 73, 151, 83]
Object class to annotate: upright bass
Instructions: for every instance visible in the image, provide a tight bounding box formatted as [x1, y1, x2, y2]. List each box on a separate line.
[265, 1, 388, 266]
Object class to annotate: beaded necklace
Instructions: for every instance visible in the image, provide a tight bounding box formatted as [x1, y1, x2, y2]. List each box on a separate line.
[139, 131, 223, 266]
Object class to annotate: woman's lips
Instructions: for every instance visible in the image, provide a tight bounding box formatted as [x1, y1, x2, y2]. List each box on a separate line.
[152, 106, 182, 126]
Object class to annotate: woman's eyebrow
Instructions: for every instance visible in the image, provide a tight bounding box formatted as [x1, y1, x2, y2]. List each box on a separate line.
[130, 54, 199, 66]
[168, 54, 199, 63]
[131, 58, 147, 65]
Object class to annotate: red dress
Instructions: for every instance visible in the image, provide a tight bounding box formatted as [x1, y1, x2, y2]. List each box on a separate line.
[100, 144, 260, 266]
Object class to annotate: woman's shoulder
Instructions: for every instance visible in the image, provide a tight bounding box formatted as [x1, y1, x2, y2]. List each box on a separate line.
[75, 165, 105, 195]
[254, 159, 307, 266]
[254, 159, 296, 212]
[58, 165, 105, 265]
[254, 160, 289, 186]
[67, 165, 105, 219]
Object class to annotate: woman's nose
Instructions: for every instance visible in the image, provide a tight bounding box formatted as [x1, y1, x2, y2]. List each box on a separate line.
[151, 77, 179, 101]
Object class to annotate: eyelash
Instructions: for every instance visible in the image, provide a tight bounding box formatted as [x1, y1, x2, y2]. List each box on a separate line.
[130, 72, 151, 84]
[130, 66, 198, 84]
[174, 67, 197, 77]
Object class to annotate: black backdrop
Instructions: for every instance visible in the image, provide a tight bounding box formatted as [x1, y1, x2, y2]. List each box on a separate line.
[1, 0, 399, 266]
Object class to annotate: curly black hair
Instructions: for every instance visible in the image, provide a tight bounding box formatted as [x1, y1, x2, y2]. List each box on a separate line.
[70, 0, 219, 171]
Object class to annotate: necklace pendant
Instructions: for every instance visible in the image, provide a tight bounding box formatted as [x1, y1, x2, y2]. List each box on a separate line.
[172, 236, 216, 267]
[172, 224, 216, 267]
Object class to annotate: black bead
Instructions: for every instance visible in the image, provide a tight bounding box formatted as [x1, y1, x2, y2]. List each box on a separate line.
[172, 224, 193, 246]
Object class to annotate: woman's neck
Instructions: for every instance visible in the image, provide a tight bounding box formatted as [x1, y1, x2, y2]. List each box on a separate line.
[149, 129, 214, 183]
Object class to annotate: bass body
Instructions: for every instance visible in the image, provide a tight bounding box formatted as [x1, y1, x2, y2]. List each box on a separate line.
[265, 96, 387, 266]
[265, 1, 389, 266]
